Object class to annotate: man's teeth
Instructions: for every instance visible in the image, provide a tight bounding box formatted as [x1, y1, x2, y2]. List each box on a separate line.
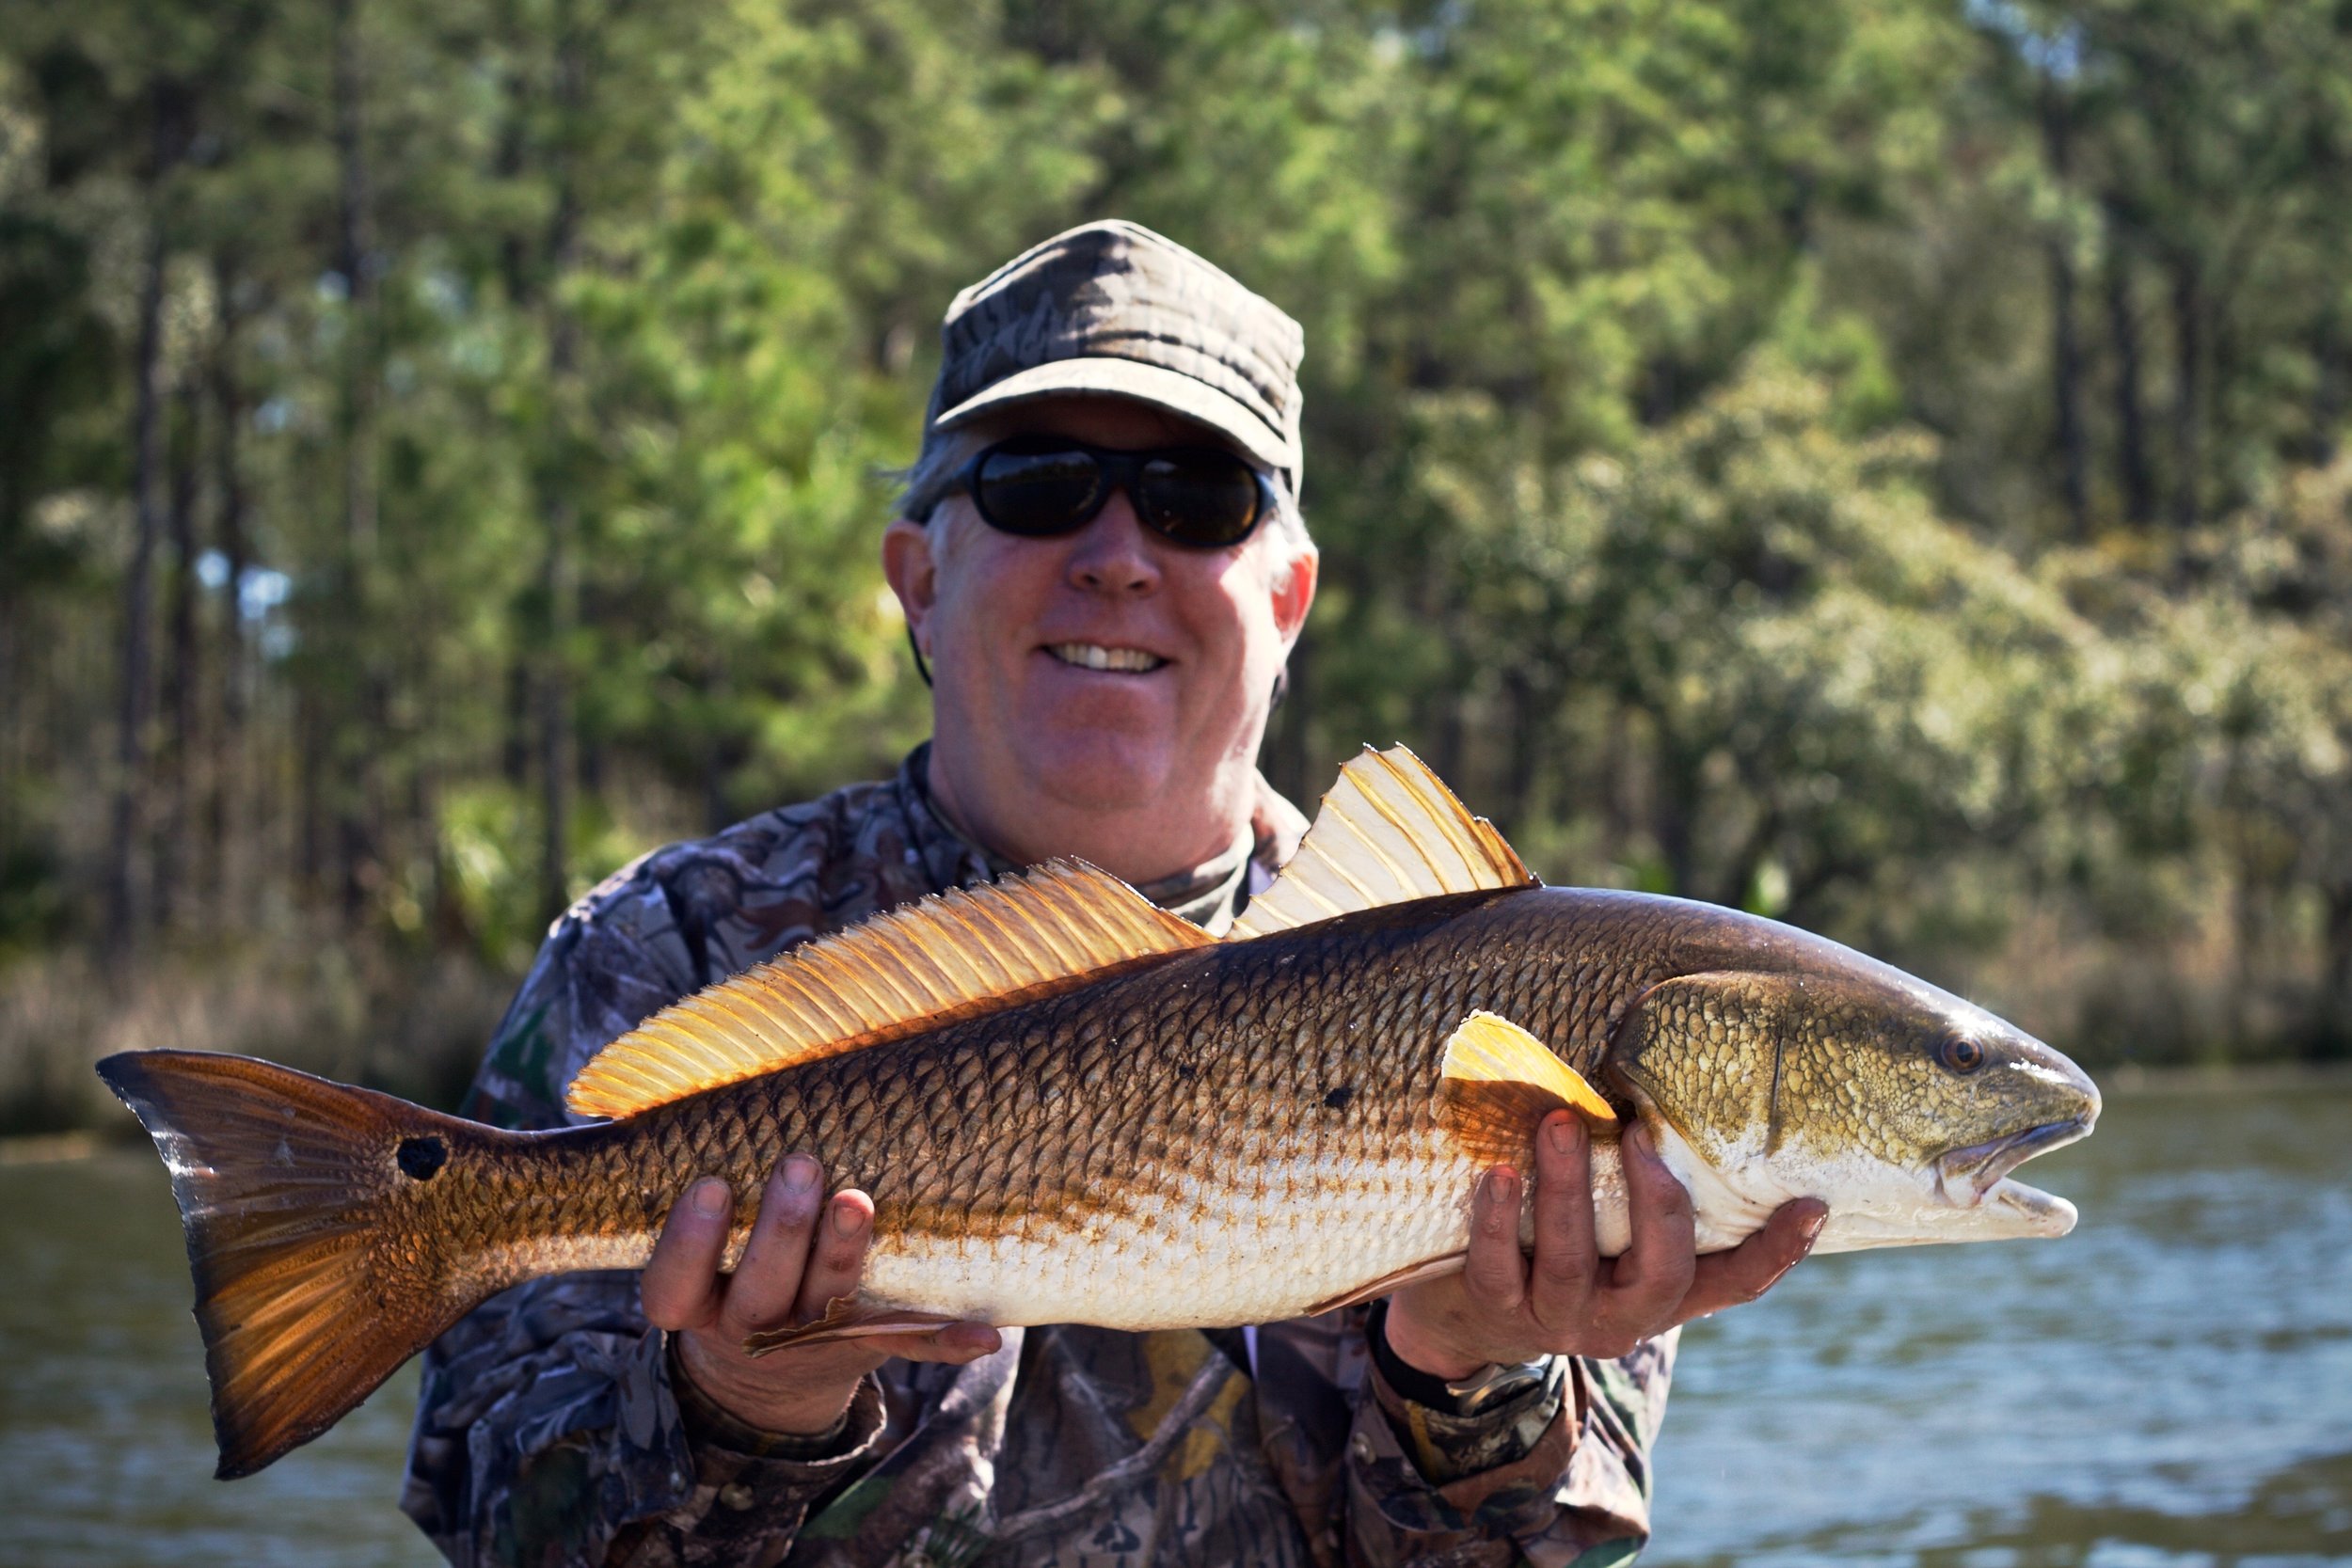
[1050, 642, 1166, 673]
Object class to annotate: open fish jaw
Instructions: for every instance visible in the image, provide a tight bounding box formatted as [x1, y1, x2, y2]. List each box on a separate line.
[1932, 1114, 2097, 1204]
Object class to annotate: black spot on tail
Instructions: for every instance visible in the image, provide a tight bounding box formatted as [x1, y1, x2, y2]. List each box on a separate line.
[1323, 1085, 1356, 1111]
[397, 1135, 447, 1180]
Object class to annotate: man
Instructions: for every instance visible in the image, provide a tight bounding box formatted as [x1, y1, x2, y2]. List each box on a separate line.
[403, 219, 1822, 1567]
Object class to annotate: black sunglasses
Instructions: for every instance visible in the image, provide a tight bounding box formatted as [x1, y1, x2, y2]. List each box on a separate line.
[946, 436, 1276, 549]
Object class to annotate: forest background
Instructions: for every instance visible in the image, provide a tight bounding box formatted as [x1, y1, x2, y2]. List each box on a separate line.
[5, 0, 2352, 1132]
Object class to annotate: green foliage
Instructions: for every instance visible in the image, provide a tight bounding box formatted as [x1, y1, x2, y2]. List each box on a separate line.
[1395, 354, 2106, 929]
[5, 0, 2352, 1095]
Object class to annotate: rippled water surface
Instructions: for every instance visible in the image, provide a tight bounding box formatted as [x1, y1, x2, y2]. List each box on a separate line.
[2, 1078, 2345, 1565]
[1651, 1076, 2352, 1567]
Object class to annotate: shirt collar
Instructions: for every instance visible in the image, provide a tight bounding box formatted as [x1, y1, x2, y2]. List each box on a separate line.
[894, 742, 1298, 934]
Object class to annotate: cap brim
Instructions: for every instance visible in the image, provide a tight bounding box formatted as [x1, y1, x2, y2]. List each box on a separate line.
[933, 356, 1298, 476]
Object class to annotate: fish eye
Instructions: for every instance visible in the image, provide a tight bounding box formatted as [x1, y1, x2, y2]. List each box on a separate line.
[1937, 1036, 1986, 1075]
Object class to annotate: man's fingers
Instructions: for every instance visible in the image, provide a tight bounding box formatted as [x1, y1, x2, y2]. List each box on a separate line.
[1679, 1197, 1827, 1322]
[1526, 1113, 1597, 1331]
[723, 1157, 824, 1332]
[1460, 1167, 1528, 1312]
[1595, 1124, 1697, 1342]
[790, 1188, 877, 1325]
[642, 1178, 734, 1331]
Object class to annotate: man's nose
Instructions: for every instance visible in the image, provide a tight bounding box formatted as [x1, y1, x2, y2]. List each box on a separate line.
[1065, 490, 1162, 596]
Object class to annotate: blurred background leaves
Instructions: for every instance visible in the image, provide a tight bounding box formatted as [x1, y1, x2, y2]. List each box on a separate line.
[6, 0, 2352, 1128]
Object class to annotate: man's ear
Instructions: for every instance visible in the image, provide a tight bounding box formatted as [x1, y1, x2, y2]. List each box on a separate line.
[882, 517, 939, 657]
[1271, 546, 1318, 649]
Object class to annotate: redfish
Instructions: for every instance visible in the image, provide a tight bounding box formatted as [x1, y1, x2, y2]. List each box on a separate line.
[100, 747, 2097, 1478]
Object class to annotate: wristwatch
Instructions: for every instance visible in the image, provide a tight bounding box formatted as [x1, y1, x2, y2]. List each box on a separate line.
[1365, 1300, 1551, 1417]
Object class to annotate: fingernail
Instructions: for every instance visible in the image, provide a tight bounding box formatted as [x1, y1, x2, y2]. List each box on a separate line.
[1482, 1168, 1518, 1208]
[1801, 1210, 1829, 1244]
[1628, 1123, 1658, 1160]
[691, 1180, 729, 1217]
[782, 1155, 818, 1196]
[1547, 1115, 1581, 1158]
[831, 1196, 864, 1237]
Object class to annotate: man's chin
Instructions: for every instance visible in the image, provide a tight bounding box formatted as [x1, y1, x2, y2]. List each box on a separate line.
[1020, 735, 1177, 813]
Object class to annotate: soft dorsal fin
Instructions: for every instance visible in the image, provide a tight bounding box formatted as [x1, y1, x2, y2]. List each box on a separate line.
[566, 860, 1213, 1119]
[1229, 745, 1535, 940]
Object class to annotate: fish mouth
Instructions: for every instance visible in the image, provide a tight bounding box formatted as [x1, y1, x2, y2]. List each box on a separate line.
[1932, 1115, 2094, 1207]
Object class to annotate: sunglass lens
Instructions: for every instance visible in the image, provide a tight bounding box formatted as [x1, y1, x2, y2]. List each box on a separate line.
[1139, 452, 1262, 546]
[974, 448, 1103, 535]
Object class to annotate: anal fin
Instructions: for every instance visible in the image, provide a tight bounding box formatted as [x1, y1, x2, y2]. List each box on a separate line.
[1301, 1253, 1467, 1317]
[742, 1296, 965, 1356]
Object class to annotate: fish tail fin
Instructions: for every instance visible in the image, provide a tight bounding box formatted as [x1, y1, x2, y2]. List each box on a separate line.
[95, 1049, 495, 1478]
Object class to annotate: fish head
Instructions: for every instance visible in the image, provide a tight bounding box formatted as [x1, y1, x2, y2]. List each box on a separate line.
[1605, 964, 2100, 1251]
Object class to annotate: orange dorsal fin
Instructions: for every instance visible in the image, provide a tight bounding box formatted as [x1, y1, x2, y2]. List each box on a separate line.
[566, 860, 1212, 1119]
[1230, 744, 1535, 940]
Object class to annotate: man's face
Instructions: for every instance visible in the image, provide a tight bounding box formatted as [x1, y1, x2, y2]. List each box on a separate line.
[883, 398, 1316, 840]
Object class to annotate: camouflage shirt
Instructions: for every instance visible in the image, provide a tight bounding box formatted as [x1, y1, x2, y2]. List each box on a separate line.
[401, 746, 1676, 1568]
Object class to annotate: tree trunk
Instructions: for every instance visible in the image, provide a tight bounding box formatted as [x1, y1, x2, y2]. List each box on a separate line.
[2168, 252, 2204, 531]
[502, 656, 531, 784]
[155, 374, 202, 930]
[2042, 84, 2088, 538]
[537, 488, 577, 922]
[106, 214, 168, 947]
[2312, 309, 2344, 467]
[1653, 735, 1700, 901]
[537, 2, 586, 923]
[2320, 881, 2352, 1060]
[2103, 206, 2155, 527]
[297, 689, 326, 904]
[330, 0, 382, 922]
[209, 253, 249, 922]
[1499, 667, 1544, 839]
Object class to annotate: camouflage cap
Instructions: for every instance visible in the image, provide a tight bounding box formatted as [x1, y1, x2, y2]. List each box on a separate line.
[925, 219, 1305, 487]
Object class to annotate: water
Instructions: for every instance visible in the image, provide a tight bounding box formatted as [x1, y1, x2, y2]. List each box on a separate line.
[1650, 1077, 2352, 1567]
[1, 1079, 2345, 1566]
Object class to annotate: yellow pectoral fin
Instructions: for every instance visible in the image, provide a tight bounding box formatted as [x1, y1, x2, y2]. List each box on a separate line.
[1436, 1011, 1617, 1165]
[1440, 1011, 1616, 1122]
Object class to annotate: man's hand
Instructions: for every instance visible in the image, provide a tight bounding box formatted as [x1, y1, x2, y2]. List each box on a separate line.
[1384, 1113, 1826, 1380]
[642, 1155, 1002, 1435]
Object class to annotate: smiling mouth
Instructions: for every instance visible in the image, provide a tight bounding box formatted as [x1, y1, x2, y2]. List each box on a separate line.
[1933, 1116, 2095, 1205]
[1047, 642, 1168, 673]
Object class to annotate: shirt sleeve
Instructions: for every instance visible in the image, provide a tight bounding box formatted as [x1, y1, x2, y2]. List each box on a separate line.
[1342, 1324, 1677, 1568]
[400, 895, 887, 1567]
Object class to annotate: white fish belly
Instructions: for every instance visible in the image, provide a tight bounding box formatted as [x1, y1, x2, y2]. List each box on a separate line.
[859, 1151, 1491, 1329]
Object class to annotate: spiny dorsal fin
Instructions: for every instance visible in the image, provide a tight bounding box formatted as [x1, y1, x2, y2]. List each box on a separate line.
[566, 860, 1213, 1119]
[1230, 745, 1535, 940]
